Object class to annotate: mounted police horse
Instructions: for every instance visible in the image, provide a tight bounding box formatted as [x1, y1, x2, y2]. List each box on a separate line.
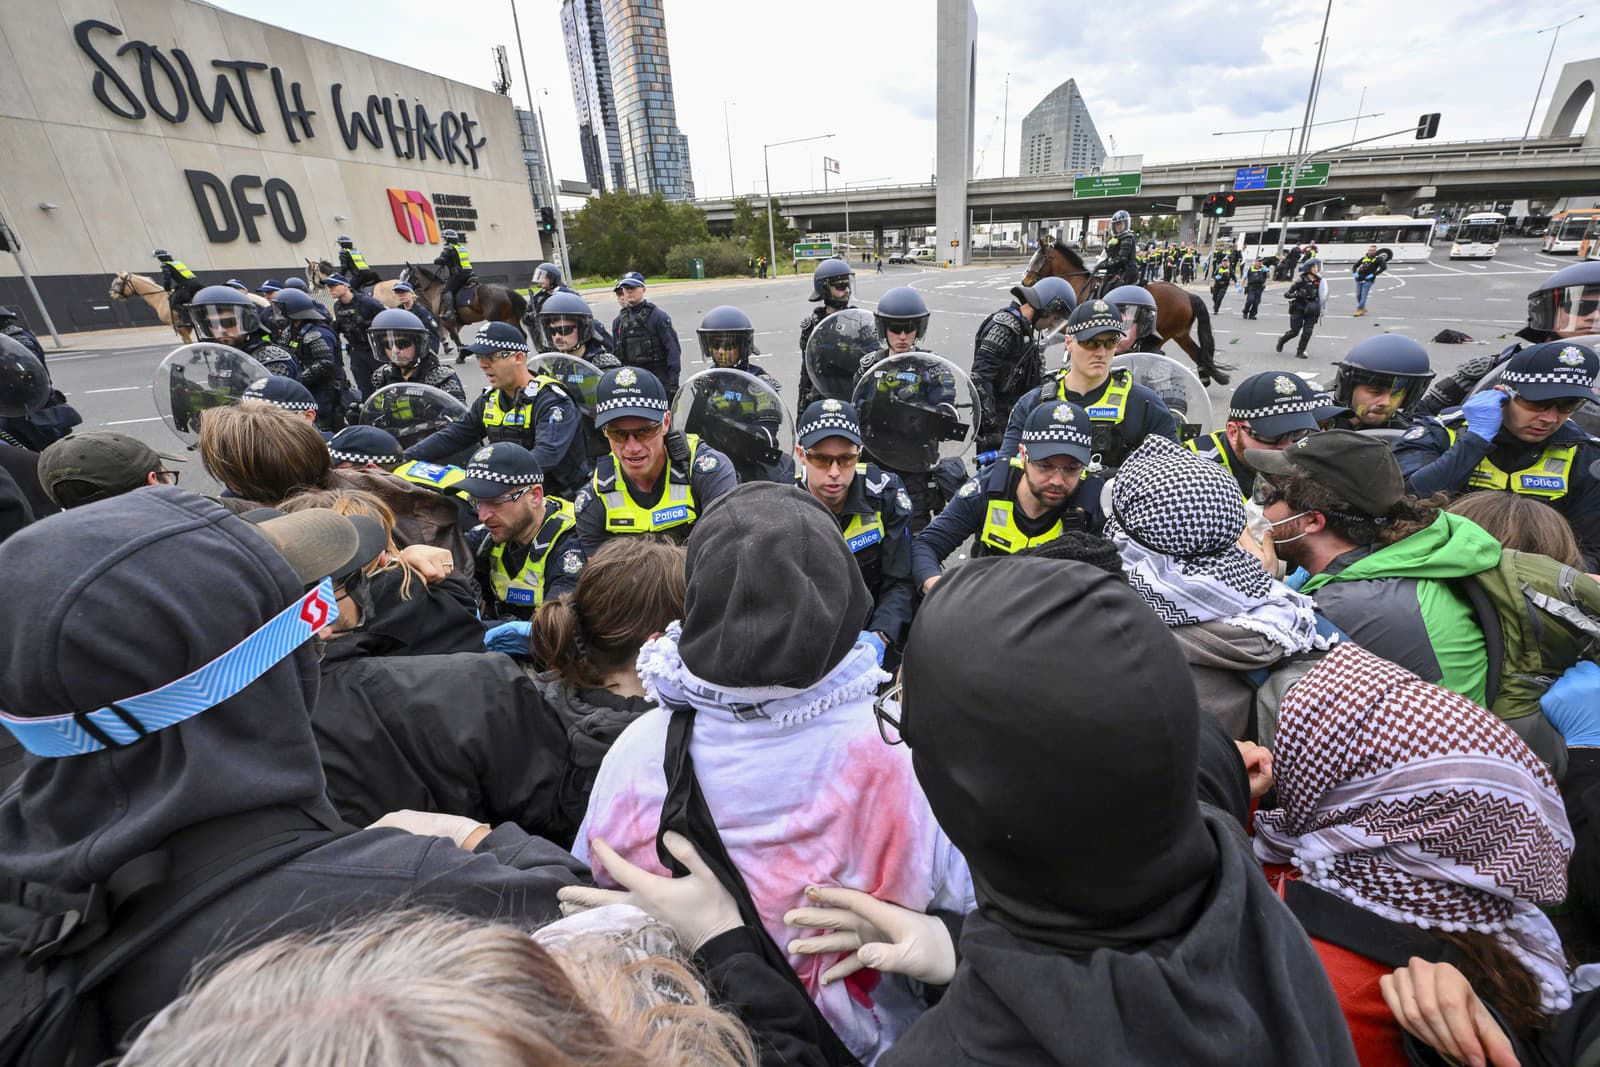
[108, 272, 194, 343]
[398, 263, 528, 351]
[1022, 240, 1230, 385]
[305, 259, 402, 308]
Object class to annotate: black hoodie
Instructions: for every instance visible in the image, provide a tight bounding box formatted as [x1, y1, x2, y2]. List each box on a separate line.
[0, 487, 586, 1051]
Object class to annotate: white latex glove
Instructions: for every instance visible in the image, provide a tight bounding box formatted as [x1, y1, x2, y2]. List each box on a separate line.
[556, 832, 742, 952]
[783, 885, 957, 986]
[369, 809, 491, 850]
[1380, 958, 1520, 1067]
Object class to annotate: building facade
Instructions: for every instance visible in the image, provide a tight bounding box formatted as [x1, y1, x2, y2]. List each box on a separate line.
[1020, 80, 1106, 177]
[0, 0, 545, 331]
[561, 0, 626, 193]
[515, 108, 548, 210]
[601, 0, 694, 200]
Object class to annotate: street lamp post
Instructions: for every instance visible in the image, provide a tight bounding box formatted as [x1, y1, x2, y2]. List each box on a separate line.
[1521, 15, 1585, 153]
[510, 1, 569, 273]
[723, 100, 736, 197]
[763, 134, 834, 280]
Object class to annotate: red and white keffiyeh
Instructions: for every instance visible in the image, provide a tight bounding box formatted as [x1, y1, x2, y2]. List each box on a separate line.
[1255, 643, 1575, 1011]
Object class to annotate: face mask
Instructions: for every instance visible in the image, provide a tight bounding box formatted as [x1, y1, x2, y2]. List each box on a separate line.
[1265, 511, 1313, 545]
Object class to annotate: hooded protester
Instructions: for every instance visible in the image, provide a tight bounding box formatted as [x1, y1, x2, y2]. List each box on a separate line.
[0, 488, 587, 1062]
[1104, 435, 1336, 739]
[575, 481, 975, 1064]
[1257, 643, 1575, 1065]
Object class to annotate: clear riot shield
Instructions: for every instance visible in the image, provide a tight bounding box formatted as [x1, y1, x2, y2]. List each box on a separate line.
[851, 352, 980, 473]
[1471, 357, 1600, 438]
[528, 353, 603, 418]
[151, 342, 271, 446]
[671, 368, 794, 484]
[361, 382, 470, 450]
[0, 335, 51, 417]
[1112, 351, 1216, 444]
[804, 308, 880, 401]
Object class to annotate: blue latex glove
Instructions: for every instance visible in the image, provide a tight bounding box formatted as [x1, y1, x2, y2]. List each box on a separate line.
[1284, 566, 1311, 590]
[1542, 661, 1600, 747]
[859, 630, 887, 667]
[1460, 390, 1509, 442]
[484, 620, 532, 656]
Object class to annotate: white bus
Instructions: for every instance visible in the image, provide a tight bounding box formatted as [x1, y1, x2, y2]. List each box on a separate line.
[1232, 216, 1436, 263]
[1542, 209, 1600, 254]
[1449, 212, 1506, 259]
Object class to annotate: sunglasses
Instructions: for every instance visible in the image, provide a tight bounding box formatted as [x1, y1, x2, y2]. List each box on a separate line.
[883, 321, 920, 336]
[381, 337, 416, 351]
[473, 485, 534, 509]
[874, 682, 904, 745]
[603, 422, 666, 444]
[1242, 425, 1311, 448]
[546, 323, 579, 337]
[803, 449, 861, 470]
[1509, 392, 1586, 415]
[1074, 335, 1119, 351]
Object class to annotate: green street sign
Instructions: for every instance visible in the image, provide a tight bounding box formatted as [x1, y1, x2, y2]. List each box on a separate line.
[1073, 172, 1142, 199]
[793, 241, 834, 259]
[1265, 162, 1331, 189]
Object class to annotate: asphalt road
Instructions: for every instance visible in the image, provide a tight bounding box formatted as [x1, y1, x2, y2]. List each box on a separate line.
[39, 235, 1563, 494]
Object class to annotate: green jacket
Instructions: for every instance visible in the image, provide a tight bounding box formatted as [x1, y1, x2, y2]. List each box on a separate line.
[1302, 513, 1502, 704]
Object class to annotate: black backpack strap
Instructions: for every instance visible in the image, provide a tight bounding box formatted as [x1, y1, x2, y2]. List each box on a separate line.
[1455, 577, 1505, 707]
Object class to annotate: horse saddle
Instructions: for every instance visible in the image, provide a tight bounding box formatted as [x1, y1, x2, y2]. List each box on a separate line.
[454, 285, 477, 310]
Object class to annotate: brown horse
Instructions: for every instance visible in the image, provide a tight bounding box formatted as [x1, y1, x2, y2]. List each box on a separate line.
[399, 263, 528, 350]
[1022, 240, 1230, 385]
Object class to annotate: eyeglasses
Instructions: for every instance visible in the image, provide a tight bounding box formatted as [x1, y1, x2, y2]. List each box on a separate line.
[1507, 390, 1586, 415]
[1250, 475, 1285, 507]
[473, 485, 534, 509]
[546, 323, 579, 337]
[802, 449, 861, 470]
[1074, 335, 1120, 351]
[155, 468, 180, 485]
[1242, 425, 1311, 448]
[883, 321, 920, 336]
[873, 682, 904, 746]
[1027, 458, 1085, 479]
[603, 422, 666, 445]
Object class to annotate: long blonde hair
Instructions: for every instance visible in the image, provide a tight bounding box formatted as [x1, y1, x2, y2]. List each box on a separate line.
[279, 487, 418, 599]
[121, 912, 757, 1067]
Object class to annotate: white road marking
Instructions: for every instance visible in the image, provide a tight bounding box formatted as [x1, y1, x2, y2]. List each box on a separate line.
[104, 416, 163, 425]
[83, 386, 142, 394]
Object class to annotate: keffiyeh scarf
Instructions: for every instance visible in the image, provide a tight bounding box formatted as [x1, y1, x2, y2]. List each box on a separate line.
[1255, 644, 1575, 1012]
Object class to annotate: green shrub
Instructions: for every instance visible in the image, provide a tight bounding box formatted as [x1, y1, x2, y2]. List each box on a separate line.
[664, 239, 755, 278]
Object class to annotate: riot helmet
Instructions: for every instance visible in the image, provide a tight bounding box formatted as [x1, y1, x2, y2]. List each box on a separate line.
[1111, 210, 1131, 236]
[276, 289, 323, 321]
[874, 287, 930, 352]
[1525, 261, 1600, 342]
[1011, 276, 1078, 330]
[0, 306, 17, 324]
[0, 335, 51, 417]
[367, 308, 430, 368]
[1104, 285, 1157, 342]
[536, 290, 595, 352]
[441, 229, 462, 244]
[533, 262, 562, 289]
[696, 305, 757, 369]
[152, 249, 171, 261]
[282, 277, 310, 292]
[1334, 335, 1435, 420]
[187, 285, 261, 343]
[810, 258, 855, 307]
[337, 236, 354, 249]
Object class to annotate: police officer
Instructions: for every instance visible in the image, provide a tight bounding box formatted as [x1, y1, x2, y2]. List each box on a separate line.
[1104, 285, 1161, 355]
[325, 273, 387, 400]
[536, 291, 619, 367]
[1241, 257, 1270, 320]
[1097, 210, 1139, 296]
[610, 272, 680, 393]
[573, 366, 737, 554]
[1209, 250, 1235, 314]
[689, 305, 789, 483]
[227, 278, 286, 341]
[404, 322, 588, 497]
[794, 399, 913, 657]
[243, 375, 320, 424]
[1395, 341, 1600, 565]
[433, 229, 476, 322]
[336, 236, 382, 294]
[276, 288, 348, 430]
[369, 308, 466, 401]
[1329, 335, 1435, 431]
[153, 249, 202, 324]
[868, 286, 932, 365]
[1420, 260, 1600, 416]
[1351, 245, 1388, 317]
[1185, 371, 1321, 499]
[914, 400, 1106, 594]
[0, 334, 79, 456]
[796, 258, 856, 410]
[1002, 300, 1178, 473]
[972, 276, 1077, 452]
[187, 285, 301, 380]
[326, 422, 471, 502]
[393, 281, 443, 356]
[0, 307, 44, 362]
[1276, 258, 1324, 359]
[456, 442, 585, 623]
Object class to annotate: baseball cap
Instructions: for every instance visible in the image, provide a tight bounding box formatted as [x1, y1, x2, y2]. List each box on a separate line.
[1019, 401, 1094, 465]
[797, 398, 863, 448]
[462, 321, 529, 358]
[454, 442, 544, 499]
[1311, 391, 1352, 424]
[1065, 300, 1126, 340]
[240, 507, 388, 585]
[326, 425, 403, 467]
[244, 375, 318, 412]
[393, 281, 415, 294]
[614, 271, 646, 291]
[1228, 371, 1321, 437]
[258, 280, 282, 294]
[324, 273, 351, 288]
[225, 279, 249, 292]
[38, 431, 185, 509]
[595, 366, 670, 426]
[1244, 429, 1406, 518]
[1501, 341, 1600, 403]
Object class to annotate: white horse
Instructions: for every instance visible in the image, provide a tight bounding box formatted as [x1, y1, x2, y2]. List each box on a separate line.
[305, 258, 400, 307]
[108, 271, 194, 342]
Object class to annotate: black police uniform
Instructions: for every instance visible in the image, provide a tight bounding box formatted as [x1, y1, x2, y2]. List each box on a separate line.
[1277, 274, 1322, 357]
[1242, 264, 1270, 320]
[1101, 229, 1140, 292]
[339, 248, 383, 293]
[371, 351, 467, 403]
[285, 319, 348, 428]
[797, 303, 855, 411]
[159, 259, 203, 317]
[811, 464, 916, 647]
[407, 301, 444, 356]
[852, 348, 971, 532]
[971, 304, 1041, 450]
[333, 292, 387, 400]
[611, 301, 681, 392]
[912, 459, 1106, 582]
[1001, 369, 1179, 471]
[239, 332, 301, 380]
[572, 433, 738, 555]
[466, 506, 586, 622]
[434, 243, 476, 313]
[1210, 258, 1235, 314]
[684, 364, 793, 484]
[405, 381, 587, 496]
[1, 319, 45, 362]
[1417, 342, 1522, 417]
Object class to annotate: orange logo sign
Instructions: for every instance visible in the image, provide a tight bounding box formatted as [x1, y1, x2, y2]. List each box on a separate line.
[386, 189, 440, 244]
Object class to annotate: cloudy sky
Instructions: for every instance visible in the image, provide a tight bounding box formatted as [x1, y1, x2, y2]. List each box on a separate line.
[212, 0, 1597, 200]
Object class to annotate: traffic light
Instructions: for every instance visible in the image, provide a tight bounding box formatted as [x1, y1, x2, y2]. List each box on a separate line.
[1283, 193, 1299, 214]
[538, 206, 556, 234]
[1223, 192, 1237, 217]
[1203, 193, 1236, 218]
[1416, 112, 1440, 140]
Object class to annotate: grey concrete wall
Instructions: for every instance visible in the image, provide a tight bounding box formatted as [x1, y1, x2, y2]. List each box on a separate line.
[1538, 59, 1600, 148]
[934, 0, 976, 267]
[0, 0, 546, 294]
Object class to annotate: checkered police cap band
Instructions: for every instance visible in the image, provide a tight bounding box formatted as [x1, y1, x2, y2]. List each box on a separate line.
[1069, 312, 1122, 335]
[261, 398, 318, 412]
[1230, 396, 1321, 421]
[477, 334, 529, 353]
[464, 464, 543, 486]
[1503, 368, 1596, 387]
[328, 447, 402, 465]
[798, 411, 862, 439]
[595, 394, 669, 415]
[1022, 422, 1094, 449]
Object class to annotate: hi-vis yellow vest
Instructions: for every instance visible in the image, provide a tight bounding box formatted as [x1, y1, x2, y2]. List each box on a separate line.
[488, 498, 576, 608]
[1444, 418, 1577, 501]
[594, 435, 702, 534]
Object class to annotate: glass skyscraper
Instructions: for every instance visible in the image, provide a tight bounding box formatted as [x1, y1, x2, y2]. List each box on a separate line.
[600, 0, 694, 200]
[560, 0, 626, 193]
[1020, 79, 1106, 177]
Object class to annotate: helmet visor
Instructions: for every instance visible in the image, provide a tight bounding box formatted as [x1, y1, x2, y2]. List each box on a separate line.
[1340, 367, 1435, 415]
[1544, 283, 1600, 336]
[189, 304, 259, 341]
[1121, 306, 1157, 338]
[698, 330, 752, 368]
[369, 328, 426, 364]
[821, 275, 854, 302]
[539, 315, 591, 350]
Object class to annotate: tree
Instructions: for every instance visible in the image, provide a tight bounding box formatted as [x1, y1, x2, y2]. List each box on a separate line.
[568, 191, 710, 277]
[728, 196, 797, 259]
